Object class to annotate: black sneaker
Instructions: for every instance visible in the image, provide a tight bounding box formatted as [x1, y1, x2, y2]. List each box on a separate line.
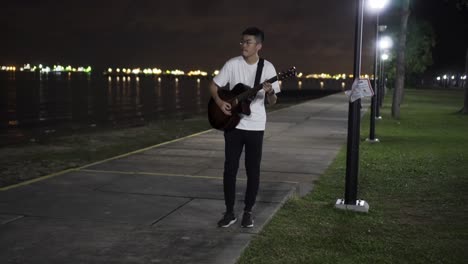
[241, 211, 254, 228]
[217, 212, 237, 228]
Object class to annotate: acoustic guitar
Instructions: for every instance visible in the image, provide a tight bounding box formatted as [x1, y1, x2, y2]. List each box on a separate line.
[208, 67, 297, 131]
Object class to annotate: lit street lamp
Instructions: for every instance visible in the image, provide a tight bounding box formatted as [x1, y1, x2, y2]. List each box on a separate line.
[378, 36, 393, 107]
[335, 0, 369, 213]
[379, 52, 389, 106]
[367, 0, 389, 143]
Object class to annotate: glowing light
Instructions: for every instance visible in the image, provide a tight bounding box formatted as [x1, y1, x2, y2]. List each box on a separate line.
[381, 53, 389, 60]
[188, 70, 208, 76]
[379, 36, 393, 50]
[436, 76, 441, 81]
[53, 65, 64, 72]
[320, 81, 324, 89]
[152, 68, 162, 74]
[443, 75, 447, 79]
[368, 0, 389, 10]
[158, 77, 162, 82]
[116, 68, 121, 73]
[108, 68, 113, 73]
[213, 70, 220, 76]
[342, 82, 346, 89]
[170, 69, 185, 75]
[136, 77, 140, 82]
[197, 78, 201, 83]
[451, 75, 455, 80]
[296, 72, 303, 78]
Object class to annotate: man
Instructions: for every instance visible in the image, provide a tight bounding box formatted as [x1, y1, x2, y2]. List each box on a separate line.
[209, 27, 280, 228]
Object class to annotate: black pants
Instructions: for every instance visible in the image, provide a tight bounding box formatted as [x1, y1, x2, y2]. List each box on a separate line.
[223, 128, 264, 213]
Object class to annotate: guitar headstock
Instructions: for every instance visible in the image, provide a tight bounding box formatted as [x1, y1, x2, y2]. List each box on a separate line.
[278, 67, 297, 81]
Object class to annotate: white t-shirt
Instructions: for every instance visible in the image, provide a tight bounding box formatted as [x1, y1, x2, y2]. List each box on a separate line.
[213, 56, 281, 131]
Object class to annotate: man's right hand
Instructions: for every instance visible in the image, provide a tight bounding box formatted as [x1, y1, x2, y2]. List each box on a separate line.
[216, 99, 232, 116]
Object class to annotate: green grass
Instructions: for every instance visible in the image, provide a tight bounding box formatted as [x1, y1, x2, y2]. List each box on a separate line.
[238, 89, 468, 264]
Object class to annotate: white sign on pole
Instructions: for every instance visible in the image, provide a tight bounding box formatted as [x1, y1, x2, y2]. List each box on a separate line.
[345, 78, 374, 102]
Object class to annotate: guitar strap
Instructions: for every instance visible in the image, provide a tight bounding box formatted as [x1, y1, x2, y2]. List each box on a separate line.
[242, 58, 264, 114]
[254, 58, 264, 87]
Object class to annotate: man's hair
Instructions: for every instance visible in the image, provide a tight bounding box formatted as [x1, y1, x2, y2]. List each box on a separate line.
[242, 27, 264, 43]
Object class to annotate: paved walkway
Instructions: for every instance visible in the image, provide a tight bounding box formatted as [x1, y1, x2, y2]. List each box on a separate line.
[0, 93, 365, 264]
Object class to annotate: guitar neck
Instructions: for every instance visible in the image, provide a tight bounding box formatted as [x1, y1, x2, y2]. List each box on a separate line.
[237, 75, 278, 102]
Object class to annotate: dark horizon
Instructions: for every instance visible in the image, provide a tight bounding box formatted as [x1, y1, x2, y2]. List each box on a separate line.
[1, 0, 467, 75]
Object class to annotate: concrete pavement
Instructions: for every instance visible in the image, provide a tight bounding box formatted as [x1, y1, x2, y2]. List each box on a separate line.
[0, 93, 366, 264]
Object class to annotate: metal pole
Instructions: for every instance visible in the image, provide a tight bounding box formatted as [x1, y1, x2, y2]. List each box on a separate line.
[379, 57, 385, 107]
[368, 12, 379, 141]
[344, 0, 364, 205]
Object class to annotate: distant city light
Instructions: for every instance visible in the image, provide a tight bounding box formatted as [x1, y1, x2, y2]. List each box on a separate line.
[170, 69, 185, 75]
[1, 63, 386, 82]
[187, 70, 208, 76]
[0, 63, 91, 73]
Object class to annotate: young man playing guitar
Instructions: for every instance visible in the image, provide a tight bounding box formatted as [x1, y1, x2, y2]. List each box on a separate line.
[209, 27, 280, 228]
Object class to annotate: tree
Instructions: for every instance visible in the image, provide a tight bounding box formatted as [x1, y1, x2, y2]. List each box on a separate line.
[461, 47, 468, 114]
[384, 18, 435, 87]
[453, 0, 468, 114]
[392, 0, 410, 119]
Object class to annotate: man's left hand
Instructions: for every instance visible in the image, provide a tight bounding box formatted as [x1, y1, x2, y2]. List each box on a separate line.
[263, 82, 274, 96]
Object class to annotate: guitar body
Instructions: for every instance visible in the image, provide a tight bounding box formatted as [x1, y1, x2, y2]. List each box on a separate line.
[208, 83, 252, 131]
[207, 66, 296, 131]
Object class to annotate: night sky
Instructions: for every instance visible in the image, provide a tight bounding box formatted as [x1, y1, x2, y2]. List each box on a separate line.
[1, 0, 467, 74]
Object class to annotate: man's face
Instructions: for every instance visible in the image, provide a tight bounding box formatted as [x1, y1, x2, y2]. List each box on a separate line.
[240, 35, 261, 58]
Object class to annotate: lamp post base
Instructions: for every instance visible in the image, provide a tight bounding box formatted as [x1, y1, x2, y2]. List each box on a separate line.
[365, 138, 380, 143]
[335, 199, 369, 213]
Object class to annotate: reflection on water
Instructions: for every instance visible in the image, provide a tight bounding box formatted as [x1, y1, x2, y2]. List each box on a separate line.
[0, 71, 351, 145]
